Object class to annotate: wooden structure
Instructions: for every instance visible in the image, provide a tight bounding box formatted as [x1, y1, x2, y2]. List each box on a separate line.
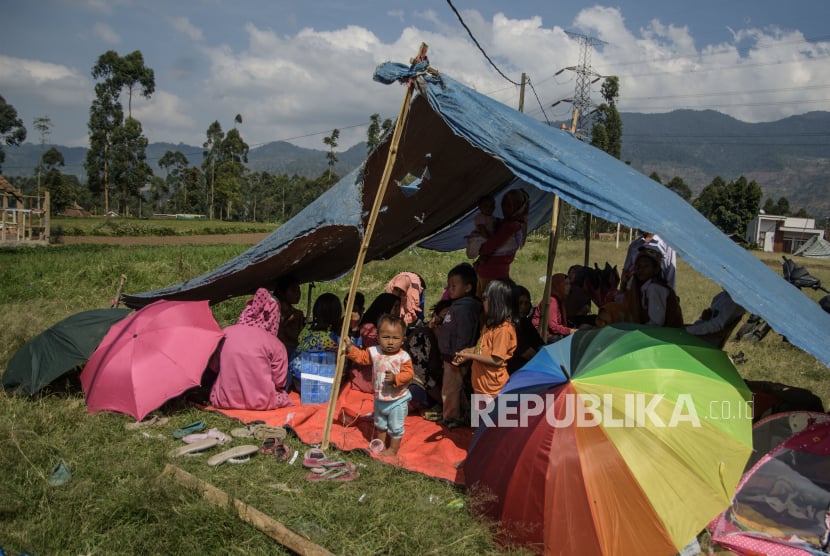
[0, 176, 50, 243]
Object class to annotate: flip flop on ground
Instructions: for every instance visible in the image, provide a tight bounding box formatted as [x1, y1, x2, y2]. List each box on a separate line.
[302, 448, 327, 469]
[182, 428, 231, 445]
[167, 438, 219, 458]
[125, 415, 170, 430]
[261, 437, 290, 462]
[230, 422, 284, 440]
[207, 445, 259, 467]
[305, 467, 360, 482]
[172, 419, 206, 439]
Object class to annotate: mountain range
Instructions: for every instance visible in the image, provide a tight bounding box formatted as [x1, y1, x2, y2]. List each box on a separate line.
[3, 109, 829, 218]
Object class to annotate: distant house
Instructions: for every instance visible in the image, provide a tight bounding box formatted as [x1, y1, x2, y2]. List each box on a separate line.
[58, 202, 92, 218]
[745, 212, 825, 253]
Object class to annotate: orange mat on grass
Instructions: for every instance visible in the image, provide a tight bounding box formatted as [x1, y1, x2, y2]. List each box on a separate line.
[211, 384, 471, 485]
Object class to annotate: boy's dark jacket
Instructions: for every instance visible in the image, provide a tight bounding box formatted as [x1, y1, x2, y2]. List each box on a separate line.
[437, 295, 483, 363]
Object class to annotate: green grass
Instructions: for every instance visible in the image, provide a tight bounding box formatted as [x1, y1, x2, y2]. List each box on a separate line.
[50, 216, 278, 237]
[0, 235, 828, 555]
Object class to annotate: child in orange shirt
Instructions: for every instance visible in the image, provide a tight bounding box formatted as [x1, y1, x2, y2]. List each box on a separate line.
[453, 279, 517, 401]
[342, 314, 413, 456]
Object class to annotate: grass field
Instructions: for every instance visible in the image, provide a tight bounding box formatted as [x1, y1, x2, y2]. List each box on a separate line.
[50, 216, 277, 237]
[0, 232, 828, 555]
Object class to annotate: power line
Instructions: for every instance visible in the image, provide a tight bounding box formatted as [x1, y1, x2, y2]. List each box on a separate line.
[445, 0, 521, 86]
[525, 78, 551, 125]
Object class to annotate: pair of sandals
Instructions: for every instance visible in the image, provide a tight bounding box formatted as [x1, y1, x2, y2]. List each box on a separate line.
[260, 436, 291, 462]
[302, 448, 359, 482]
[168, 439, 259, 466]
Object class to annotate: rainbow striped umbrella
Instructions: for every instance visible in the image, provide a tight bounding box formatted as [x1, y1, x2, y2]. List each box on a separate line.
[466, 323, 753, 556]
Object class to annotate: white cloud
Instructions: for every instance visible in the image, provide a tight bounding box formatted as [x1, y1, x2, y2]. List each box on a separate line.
[387, 10, 405, 23]
[132, 90, 198, 144]
[170, 16, 204, 42]
[0, 55, 90, 106]
[93, 22, 121, 44]
[543, 7, 830, 123]
[12, 6, 830, 150]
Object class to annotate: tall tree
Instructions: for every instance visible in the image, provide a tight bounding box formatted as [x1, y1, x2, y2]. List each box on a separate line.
[202, 120, 224, 219]
[0, 95, 27, 173]
[41, 147, 75, 213]
[159, 150, 189, 212]
[86, 50, 155, 214]
[33, 116, 52, 202]
[202, 117, 249, 219]
[323, 128, 340, 182]
[665, 176, 693, 202]
[109, 117, 153, 216]
[147, 175, 168, 214]
[590, 76, 622, 159]
[85, 84, 123, 214]
[693, 176, 762, 235]
[92, 50, 155, 118]
[367, 113, 392, 154]
[178, 167, 204, 214]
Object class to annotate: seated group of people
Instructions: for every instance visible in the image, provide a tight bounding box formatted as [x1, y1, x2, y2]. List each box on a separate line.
[531, 231, 745, 350]
[205, 233, 746, 450]
[206, 272, 430, 411]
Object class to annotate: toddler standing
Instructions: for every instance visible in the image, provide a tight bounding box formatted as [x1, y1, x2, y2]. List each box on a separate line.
[343, 314, 413, 456]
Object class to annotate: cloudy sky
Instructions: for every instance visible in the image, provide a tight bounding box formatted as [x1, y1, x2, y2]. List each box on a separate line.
[2, 0, 829, 154]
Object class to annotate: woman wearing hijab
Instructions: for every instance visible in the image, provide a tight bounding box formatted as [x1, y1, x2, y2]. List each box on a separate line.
[385, 272, 425, 325]
[210, 288, 293, 410]
[531, 273, 578, 342]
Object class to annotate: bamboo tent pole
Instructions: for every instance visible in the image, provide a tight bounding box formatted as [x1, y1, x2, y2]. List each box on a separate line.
[538, 197, 562, 342]
[537, 111, 578, 340]
[321, 43, 429, 451]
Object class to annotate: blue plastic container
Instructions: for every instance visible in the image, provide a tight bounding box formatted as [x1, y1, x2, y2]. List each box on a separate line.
[300, 351, 337, 404]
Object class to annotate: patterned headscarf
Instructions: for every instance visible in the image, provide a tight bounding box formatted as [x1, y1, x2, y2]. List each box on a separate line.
[237, 288, 281, 335]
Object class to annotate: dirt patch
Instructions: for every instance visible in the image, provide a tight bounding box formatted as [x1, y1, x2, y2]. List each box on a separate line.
[57, 233, 271, 246]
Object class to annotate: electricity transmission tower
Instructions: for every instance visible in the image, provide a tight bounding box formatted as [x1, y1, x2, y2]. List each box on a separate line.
[553, 31, 607, 135]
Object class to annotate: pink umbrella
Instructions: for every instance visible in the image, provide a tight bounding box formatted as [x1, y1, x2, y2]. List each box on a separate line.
[81, 299, 223, 420]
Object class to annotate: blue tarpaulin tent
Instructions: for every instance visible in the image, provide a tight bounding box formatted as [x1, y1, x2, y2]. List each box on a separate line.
[123, 60, 830, 367]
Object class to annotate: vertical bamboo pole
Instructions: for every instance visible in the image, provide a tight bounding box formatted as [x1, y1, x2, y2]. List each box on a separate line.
[43, 191, 50, 241]
[537, 111, 578, 340]
[27, 198, 32, 240]
[321, 43, 429, 450]
[538, 198, 562, 342]
[2, 194, 7, 241]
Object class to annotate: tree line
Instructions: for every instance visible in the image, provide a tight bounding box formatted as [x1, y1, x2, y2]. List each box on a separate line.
[0, 51, 808, 237]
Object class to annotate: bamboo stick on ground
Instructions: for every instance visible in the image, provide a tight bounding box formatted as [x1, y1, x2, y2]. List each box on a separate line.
[161, 464, 334, 556]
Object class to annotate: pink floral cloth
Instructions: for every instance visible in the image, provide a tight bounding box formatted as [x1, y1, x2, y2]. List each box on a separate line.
[236, 288, 280, 334]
